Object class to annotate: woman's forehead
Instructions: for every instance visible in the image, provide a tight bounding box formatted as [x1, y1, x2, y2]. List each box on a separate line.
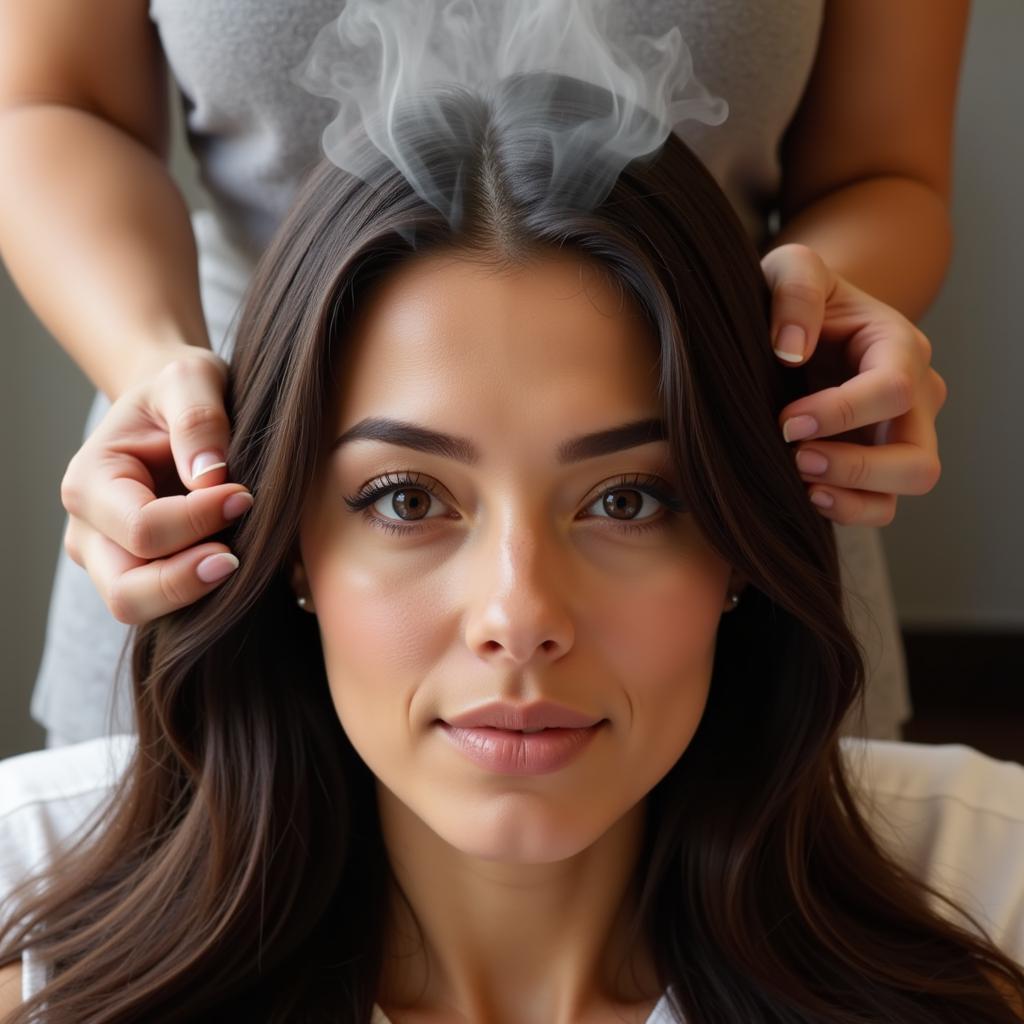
[334, 250, 660, 426]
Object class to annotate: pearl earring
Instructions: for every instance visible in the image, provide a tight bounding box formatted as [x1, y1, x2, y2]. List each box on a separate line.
[728, 592, 740, 609]
[296, 596, 310, 611]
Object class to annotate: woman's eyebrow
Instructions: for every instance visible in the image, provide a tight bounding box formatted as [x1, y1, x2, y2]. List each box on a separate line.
[331, 416, 665, 465]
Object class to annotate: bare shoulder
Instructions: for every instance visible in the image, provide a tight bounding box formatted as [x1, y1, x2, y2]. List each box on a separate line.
[0, 959, 22, 1013]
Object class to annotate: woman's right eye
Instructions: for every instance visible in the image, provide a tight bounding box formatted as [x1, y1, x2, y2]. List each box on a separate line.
[343, 472, 455, 536]
[366, 484, 453, 533]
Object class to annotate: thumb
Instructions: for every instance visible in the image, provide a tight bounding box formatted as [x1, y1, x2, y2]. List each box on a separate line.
[154, 353, 233, 490]
[760, 243, 832, 367]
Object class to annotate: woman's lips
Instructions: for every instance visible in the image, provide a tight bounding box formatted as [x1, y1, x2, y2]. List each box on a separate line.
[437, 722, 606, 775]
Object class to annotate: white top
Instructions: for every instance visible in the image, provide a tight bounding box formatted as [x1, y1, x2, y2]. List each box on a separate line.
[2, 737, 1022, 1019]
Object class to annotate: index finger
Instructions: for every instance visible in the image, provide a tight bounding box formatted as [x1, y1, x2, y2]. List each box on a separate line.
[68, 448, 252, 559]
[780, 367, 917, 443]
[101, 479, 253, 560]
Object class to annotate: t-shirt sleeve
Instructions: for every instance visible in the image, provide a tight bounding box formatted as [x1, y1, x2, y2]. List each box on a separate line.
[842, 737, 1024, 964]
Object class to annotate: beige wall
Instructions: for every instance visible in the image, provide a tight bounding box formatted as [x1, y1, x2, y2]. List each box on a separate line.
[2, 4, 1022, 757]
[881, 2, 1024, 627]
[1, 270, 92, 754]
[1, 89, 204, 757]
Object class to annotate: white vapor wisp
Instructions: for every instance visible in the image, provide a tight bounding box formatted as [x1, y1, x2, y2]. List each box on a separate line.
[292, 0, 728, 224]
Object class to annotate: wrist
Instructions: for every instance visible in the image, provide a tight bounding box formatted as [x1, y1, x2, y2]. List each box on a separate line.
[114, 324, 215, 401]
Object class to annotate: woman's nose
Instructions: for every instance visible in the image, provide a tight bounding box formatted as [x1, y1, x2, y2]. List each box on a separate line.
[461, 509, 576, 667]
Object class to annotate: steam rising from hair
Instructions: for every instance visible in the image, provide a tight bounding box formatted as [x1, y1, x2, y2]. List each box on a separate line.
[292, 0, 728, 223]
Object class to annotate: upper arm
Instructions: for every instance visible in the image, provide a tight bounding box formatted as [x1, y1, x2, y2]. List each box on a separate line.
[0, 0, 169, 158]
[779, 0, 971, 218]
[0, 960, 22, 1015]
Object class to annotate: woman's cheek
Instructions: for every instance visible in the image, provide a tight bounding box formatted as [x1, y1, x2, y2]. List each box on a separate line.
[305, 510, 728, 739]
[309, 537, 453, 711]
[594, 551, 727, 710]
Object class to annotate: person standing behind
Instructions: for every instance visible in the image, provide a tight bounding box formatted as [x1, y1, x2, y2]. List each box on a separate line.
[0, 0, 960, 747]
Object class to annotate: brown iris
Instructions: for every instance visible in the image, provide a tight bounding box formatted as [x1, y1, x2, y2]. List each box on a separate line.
[603, 489, 642, 519]
[391, 488, 430, 520]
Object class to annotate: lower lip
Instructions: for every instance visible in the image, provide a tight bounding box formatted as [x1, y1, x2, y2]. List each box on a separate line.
[438, 722, 605, 775]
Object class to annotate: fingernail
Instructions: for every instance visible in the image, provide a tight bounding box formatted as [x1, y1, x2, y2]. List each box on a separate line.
[222, 492, 253, 520]
[196, 552, 239, 584]
[773, 324, 806, 363]
[795, 449, 829, 476]
[192, 451, 227, 481]
[809, 490, 834, 510]
[782, 415, 819, 443]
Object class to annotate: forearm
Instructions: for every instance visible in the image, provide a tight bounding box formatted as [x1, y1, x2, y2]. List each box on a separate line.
[0, 103, 209, 400]
[767, 174, 953, 323]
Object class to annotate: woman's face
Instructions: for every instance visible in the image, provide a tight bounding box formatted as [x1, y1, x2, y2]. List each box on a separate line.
[298, 250, 734, 864]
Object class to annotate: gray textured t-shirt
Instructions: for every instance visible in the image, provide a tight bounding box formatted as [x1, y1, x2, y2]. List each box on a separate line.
[151, 0, 824, 257]
[33, 0, 911, 745]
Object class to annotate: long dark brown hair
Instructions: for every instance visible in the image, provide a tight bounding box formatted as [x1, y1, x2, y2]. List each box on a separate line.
[2, 75, 1022, 1023]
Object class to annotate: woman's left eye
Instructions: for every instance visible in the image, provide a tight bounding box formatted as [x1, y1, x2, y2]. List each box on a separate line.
[343, 472, 686, 537]
[579, 473, 688, 535]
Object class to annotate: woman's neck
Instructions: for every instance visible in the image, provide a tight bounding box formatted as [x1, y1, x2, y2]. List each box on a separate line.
[374, 787, 662, 1024]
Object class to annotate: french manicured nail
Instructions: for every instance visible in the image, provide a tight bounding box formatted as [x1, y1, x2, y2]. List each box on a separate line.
[795, 449, 829, 476]
[191, 451, 227, 481]
[773, 324, 806, 363]
[809, 490, 834, 510]
[196, 552, 239, 583]
[222, 492, 253, 520]
[782, 415, 819, 443]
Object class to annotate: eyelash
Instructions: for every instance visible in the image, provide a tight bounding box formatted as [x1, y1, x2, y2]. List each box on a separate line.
[342, 471, 687, 538]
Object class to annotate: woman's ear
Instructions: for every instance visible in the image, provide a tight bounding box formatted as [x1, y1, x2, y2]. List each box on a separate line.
[290, 559, 316, 614]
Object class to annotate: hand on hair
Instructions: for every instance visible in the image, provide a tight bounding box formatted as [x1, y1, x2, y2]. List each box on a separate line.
[761, 243, 947, 527]
[60, 348, 250, 624]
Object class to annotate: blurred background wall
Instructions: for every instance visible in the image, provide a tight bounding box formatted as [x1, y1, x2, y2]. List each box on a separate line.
[1, 85, 205, 755]
[883, 2, 1023, 631]
[2, 2, 1022, 758]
